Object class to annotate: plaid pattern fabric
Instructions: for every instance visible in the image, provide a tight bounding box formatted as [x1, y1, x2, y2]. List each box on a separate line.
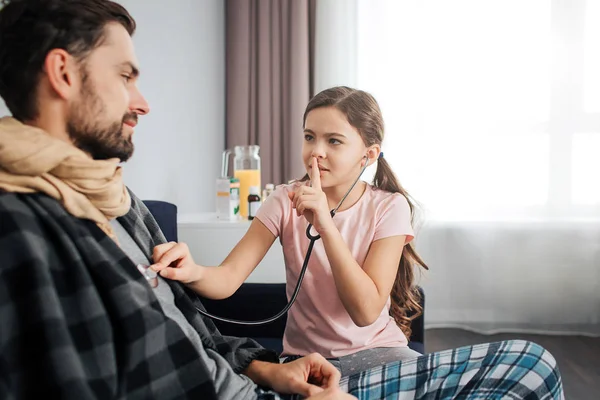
[0, 190, 277, 399]
[270, 340, 563, 400]
[121, 190, 279, 372]
[339, 340, 564, 400]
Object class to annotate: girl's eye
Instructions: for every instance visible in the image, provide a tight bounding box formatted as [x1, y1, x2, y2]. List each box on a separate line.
[122, 74, 132, 83]
[329, 138, 342, 145]
[304, 134, 314, 141]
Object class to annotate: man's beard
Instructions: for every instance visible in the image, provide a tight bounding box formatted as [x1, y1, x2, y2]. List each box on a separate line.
[67, 79, 137, 162]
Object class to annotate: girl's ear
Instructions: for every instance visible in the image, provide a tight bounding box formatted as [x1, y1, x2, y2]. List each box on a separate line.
[365, 145, 381, 166]
[361, 154, 369, 167]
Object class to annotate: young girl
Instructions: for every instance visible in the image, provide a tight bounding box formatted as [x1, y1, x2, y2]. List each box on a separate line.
[151, 86, 429, 376]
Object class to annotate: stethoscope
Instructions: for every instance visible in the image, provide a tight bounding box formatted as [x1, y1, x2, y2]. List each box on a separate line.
[191, 155, 372, 326]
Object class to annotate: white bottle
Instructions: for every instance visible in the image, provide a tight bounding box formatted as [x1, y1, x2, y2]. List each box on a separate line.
[216, 177, 240, 220]
[262, 183, 275, 201]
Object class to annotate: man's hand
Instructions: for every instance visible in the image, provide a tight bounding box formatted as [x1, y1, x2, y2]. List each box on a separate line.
[306, 387, 357, 399]
[244, 354, 341, 397]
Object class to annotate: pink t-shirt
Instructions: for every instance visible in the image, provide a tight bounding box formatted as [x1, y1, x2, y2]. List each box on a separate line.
[255, 182, 414, 358]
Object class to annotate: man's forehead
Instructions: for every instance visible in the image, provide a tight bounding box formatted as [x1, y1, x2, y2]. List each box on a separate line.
[91, 23, 140, 68]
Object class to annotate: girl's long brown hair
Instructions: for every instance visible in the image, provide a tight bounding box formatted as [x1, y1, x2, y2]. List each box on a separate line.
[303, 86, 429, 339]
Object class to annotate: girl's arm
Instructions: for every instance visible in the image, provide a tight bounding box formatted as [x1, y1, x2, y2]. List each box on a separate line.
[151, 219, 276, 299]
[319, 229, 405, 327]
[203, 219, 277, 298]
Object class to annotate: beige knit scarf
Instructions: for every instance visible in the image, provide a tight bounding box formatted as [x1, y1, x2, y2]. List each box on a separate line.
[0, 116, 130, 242]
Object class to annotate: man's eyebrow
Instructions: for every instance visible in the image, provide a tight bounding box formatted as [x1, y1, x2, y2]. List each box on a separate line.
[118, 61, 140, 77]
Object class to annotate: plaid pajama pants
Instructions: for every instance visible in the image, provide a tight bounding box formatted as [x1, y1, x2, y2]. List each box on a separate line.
[259, 340, 564, 399]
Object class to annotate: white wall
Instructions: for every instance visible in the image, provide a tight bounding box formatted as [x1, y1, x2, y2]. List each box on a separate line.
[118, 0, 225, 216]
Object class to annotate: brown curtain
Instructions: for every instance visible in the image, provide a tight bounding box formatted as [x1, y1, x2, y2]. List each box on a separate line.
[225, 0, 316, 185]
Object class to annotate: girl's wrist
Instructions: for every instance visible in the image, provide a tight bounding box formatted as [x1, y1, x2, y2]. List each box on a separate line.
[317, 219, 338, 237]
[189, 264, 206, 284]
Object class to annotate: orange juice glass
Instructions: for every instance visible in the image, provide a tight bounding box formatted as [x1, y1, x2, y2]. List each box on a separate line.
[235, 169, 261, 218]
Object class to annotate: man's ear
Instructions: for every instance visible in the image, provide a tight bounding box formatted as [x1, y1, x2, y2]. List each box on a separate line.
[43, 49, 80, 100]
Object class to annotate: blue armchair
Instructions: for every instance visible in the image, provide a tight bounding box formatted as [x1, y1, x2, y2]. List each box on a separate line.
[143, 200, 178, 242]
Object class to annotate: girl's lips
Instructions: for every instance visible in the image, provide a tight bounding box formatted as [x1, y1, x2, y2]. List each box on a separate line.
[309, 165, 329, 171]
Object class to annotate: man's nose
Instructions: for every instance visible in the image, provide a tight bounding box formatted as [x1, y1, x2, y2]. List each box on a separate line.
[130, 87, 150, 115]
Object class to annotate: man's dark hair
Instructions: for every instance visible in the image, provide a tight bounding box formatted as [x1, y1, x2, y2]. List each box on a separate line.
[0, 0, 136, 120]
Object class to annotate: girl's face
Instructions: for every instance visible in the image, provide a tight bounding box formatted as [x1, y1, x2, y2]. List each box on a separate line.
[302, 106, 373, 189]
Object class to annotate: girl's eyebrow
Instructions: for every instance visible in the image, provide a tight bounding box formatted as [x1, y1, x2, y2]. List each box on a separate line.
[303, 128, 346, 138]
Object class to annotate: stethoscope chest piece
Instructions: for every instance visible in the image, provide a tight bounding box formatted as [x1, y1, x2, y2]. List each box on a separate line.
[137, 264, 159, 288]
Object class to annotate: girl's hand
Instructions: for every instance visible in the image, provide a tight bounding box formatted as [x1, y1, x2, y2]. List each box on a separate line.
[150, 242, 206, 283]
[288, 157, 334, 234]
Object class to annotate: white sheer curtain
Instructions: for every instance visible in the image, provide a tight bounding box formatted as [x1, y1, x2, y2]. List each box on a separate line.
[316, 0, 600, 335]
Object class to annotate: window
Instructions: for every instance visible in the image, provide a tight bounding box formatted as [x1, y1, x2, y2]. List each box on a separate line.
[357, 0, 600, 220]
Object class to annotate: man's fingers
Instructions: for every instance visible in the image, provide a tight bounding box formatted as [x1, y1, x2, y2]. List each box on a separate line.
[306, 384, 325, 397]
[290, 379, 324, 397]
[307, 353, 340, 388]
[306, 388, 357, 400]
[321, 365, 340, 388]
[315, 371, 340, 390]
